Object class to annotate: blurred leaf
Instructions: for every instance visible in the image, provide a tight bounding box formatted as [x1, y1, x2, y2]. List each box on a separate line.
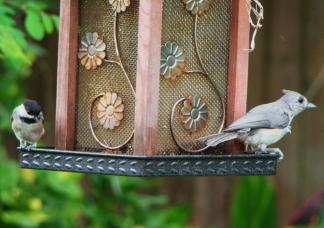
[317, 210, 324, 228]
[144, 206, 191, 228]
[0, 4, 14, 13]
[41, 12, 54, 34]
[109, 176, 122, 196]
[25, 1, 48, 11]
[25, 10, 44, 40]
[0, 151, 19, 205]
[52, 15, 60, 31]
[21, 169, 36, 184]
[0, 29, 32, 65]
[28, 198, 43, 211]
[39, 171, 82, 198]
[2, 211, 48, 227]
[230, 176, 277, 228]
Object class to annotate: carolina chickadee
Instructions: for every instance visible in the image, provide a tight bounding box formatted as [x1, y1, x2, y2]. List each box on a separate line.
[11, 99, 45, 148]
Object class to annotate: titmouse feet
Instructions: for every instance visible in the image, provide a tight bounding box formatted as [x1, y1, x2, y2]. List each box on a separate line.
[255, 147, 284, 160]
[257, 144, 267, 152]
[267, 148, 284, 160]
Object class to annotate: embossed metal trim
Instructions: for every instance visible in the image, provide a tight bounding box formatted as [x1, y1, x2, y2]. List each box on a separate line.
[19, 147, 280, 176]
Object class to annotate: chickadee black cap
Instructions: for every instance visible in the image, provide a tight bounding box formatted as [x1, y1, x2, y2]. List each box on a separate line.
[23, 99, 41, 116]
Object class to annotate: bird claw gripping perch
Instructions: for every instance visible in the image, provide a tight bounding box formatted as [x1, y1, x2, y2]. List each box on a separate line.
[268, 148, 284, 161]
[255, 148, 284, 161]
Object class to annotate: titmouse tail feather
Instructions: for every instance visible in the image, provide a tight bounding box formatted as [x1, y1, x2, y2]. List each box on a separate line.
[199, 133, 219, 142]
[204, 132, 239, 147]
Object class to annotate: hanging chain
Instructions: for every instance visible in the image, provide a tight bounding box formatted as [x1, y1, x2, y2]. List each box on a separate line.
[246, 0, 264, 52]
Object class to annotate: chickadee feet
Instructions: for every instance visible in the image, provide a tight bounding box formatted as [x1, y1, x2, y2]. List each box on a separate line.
[19, 140, 27, 149]
[19, 141, 37, 151]
[26, 143, 37, 151]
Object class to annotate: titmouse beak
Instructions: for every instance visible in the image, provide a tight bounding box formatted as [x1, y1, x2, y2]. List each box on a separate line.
[307, 102, 317, 109]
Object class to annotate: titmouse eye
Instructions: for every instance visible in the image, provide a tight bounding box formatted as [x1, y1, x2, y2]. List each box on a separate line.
[298, 97, 304, 104]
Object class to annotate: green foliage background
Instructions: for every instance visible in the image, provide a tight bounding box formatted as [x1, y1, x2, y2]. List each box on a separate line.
[0, 0, 190, 227]
[229, 176, 277, 228]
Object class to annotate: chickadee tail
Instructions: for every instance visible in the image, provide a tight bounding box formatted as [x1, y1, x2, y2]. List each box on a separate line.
[199, 132, 239, 147]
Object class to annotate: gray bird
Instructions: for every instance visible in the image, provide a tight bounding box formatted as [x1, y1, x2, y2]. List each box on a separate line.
[200, 90, 316, 159]
[11, 99, 45, 148]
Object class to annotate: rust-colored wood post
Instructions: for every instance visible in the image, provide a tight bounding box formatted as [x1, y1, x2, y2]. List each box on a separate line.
[55, 0, 79, 150]
[226, 0, 250, 152]
[134, 0, 164, 155]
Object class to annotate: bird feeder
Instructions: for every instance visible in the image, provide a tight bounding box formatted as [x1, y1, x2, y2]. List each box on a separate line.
[19, 0, 280, 176]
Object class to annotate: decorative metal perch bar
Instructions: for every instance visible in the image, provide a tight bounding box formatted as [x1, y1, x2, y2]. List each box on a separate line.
[19, 147, 280, 176]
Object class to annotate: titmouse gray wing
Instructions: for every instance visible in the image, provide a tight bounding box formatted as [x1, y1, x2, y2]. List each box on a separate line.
[224, 101, 291, 132]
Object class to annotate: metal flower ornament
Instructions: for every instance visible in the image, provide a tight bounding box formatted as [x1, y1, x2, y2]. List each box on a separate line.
[108, 0, 130, 13]
[96, 92, 124, 130]
[78, 32, 106, 70]
[183, 0, 211, 16]
[180, 96, 208, 132]
[160, 42, 187, 80]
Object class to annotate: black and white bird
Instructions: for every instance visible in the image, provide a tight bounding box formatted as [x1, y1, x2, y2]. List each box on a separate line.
[200, 90, 316, 159]
[11, 99, 45, 148]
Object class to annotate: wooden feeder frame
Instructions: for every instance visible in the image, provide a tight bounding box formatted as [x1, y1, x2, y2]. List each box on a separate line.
[19, 0, 280, 176]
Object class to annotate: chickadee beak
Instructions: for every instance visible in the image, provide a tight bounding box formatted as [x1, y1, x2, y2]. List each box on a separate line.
[307, 102, 317, 109]
[34, 115, 40, 122]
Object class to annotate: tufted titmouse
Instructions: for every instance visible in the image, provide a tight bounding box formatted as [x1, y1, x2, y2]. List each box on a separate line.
[11, 99, 45, 148]
[200, 90, 316, 159]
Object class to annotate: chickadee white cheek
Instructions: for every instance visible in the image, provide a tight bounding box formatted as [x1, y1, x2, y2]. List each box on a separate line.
[16, 105, 31, 119]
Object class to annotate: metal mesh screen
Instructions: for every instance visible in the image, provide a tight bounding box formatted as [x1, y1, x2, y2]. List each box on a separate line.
[158, 0, 232, 154]
[75, 0, 138, 153]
